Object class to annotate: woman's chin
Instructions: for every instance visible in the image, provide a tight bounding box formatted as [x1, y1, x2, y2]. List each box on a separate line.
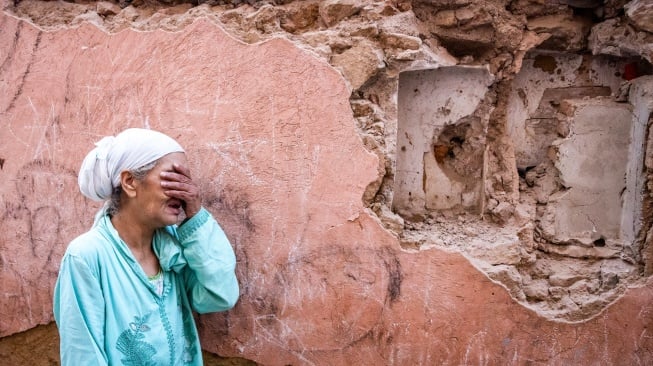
[158, 208, 182, 226]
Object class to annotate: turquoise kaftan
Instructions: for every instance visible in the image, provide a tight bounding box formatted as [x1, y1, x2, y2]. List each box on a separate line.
[53, 207, 239, 366]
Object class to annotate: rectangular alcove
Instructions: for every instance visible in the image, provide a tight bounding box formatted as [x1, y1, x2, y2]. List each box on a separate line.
[392, 66, 493, 219]
[507, 51, 650, 247]
[547, 99, 634, 244]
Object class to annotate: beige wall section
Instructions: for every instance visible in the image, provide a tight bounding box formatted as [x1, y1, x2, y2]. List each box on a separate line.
[546, 100, 633, 244]
[393, 66, 493, 217]
[506, 52, 630, 170]
[507, 53, 584, 169]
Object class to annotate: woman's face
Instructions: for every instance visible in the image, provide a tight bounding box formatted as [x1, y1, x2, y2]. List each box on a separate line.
[132, 152, 188, 228]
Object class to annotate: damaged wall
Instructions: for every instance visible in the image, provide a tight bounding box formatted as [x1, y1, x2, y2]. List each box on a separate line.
[394, 66, 493, 216]
[2, 0, 653, 364]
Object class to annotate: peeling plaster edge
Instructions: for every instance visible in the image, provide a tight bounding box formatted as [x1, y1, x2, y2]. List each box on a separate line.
[461, 251, 653, 325]
[394, 215, 653, 324]
[2, 4, 243, 44]
[2, 1, 352, 72]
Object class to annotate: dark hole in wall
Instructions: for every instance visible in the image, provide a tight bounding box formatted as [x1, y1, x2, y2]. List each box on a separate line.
[533, 55, 557, 74]
[622, 58, 653, 80]
[570, 5, 603, 22]
[594, 237, 606, 247]
[436, 36, 494, 59]
[517, 165, 536, 179]
[433, 121, 481, 178]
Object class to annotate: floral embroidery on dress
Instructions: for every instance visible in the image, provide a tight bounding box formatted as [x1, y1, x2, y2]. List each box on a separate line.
[116, 314, 157, 366]
[179, 293, 197, 364]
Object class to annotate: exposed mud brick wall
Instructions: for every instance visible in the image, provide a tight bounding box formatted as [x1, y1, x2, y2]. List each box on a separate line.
[2, 0, 653, 364]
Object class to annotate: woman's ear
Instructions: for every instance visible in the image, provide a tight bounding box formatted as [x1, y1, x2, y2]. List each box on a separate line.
[119, 171, 138, 198]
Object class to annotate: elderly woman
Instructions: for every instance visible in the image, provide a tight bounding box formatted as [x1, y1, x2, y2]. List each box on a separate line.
[53, 128, 239, 365]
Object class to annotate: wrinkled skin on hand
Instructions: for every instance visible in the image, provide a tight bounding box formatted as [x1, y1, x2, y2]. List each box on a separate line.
[160, 163, 201, 220]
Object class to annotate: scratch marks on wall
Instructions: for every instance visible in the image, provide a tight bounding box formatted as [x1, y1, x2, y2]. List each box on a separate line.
[0, 22, 19, 75]
[238, 244, 401, 356]
[0, 159, 91, 336]
[3, 27, 42, 115]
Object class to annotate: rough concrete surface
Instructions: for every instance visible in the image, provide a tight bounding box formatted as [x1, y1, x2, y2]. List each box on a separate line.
[1, 0, 653, 364]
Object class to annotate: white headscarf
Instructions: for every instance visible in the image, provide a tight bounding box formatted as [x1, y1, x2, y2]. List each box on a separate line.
[78, 128, 185, 201]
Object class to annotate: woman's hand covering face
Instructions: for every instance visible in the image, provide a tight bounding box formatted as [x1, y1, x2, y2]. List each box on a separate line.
[160, 163, 201, 219]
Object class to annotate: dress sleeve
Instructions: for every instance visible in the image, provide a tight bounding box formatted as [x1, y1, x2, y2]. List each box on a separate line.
[175, 207, 240, 313]
[53, 254, 108, 365]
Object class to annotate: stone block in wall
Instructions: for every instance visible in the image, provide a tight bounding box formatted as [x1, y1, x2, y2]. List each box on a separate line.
[589, 18, 653, 63]
[527, 13, 593, 52]
[413, 1, 528, 58]
[279, 0, 319, 33]
[544, 99, 633, 245]
[330, 40, 384, 90]
[465, 234, 522, 266]
[380, 32, 422, 50]
[318, 0, 363, 27]
[625, 0, 653, 33]
[509, 0, 569, 17]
